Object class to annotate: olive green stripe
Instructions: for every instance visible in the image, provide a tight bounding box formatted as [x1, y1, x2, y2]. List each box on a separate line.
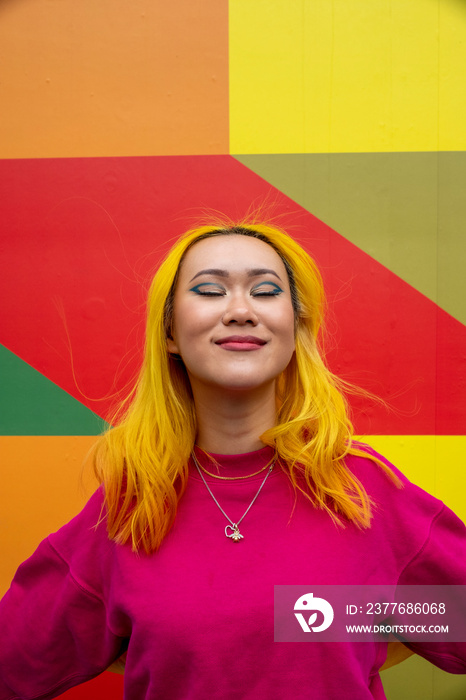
[234, 153, 466, 326]
[0, 344, 108, 435]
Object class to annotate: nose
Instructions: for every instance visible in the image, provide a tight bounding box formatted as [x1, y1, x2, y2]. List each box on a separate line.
[221, 293, 259, 326]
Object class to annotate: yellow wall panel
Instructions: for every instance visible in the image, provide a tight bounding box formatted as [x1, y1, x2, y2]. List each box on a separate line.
[230, 0, 466, 153]
[439, 0, 466, 150]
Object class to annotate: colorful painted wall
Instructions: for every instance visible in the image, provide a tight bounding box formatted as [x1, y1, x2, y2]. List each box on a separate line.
[1, 1, 465, 698]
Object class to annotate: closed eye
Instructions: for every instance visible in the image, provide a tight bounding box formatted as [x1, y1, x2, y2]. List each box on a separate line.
[189, 282, 225, 296]
[251, 282, 284, 297]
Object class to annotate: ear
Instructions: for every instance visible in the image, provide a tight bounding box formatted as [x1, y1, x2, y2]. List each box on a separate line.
[166, 335, 180, 355]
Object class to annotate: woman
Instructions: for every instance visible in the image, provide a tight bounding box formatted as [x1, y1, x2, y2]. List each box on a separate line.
[0, 222, 465, 699]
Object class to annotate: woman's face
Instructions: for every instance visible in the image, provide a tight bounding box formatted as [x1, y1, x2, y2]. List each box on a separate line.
[167, 235, 296, 396]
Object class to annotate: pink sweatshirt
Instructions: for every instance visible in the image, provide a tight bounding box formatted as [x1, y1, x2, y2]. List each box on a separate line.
[0, 446, 465, 699]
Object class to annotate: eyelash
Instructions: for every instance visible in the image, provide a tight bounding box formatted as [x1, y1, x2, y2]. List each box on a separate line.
[252, 288, 282, 297]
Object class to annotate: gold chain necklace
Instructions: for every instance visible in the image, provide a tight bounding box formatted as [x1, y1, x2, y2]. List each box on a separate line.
[193, 450, 276, 481]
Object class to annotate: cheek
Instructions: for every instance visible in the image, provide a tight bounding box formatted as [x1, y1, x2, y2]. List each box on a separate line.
[170, 299, 215, 350]
[284, 321, 297, 358]
[274, 306, 296, 344]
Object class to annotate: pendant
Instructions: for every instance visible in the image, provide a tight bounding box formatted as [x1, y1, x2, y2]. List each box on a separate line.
[225, 524, 244, 542]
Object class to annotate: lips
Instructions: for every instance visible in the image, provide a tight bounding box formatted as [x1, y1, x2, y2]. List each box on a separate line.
[215, 335, 267, 351]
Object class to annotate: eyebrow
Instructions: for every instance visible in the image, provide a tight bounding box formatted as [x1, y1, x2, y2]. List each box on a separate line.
[189, 268, 282, 282]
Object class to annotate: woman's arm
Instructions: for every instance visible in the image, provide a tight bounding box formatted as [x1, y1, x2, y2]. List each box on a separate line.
[0, 490, 127, 699]
[0, 537, 125, 699]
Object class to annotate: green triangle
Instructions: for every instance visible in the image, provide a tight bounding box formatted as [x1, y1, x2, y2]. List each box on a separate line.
[0, 344, 108, 435]
[234, 152, 466, 327]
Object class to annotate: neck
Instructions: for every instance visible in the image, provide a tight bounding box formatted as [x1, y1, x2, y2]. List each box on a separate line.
[191, 383, 277, 455]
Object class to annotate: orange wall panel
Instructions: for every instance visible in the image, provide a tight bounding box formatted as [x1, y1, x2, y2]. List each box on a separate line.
[0, 0, 228, 158]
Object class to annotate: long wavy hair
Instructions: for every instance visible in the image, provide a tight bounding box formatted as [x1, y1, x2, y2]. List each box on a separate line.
[94, 221, 399, 553]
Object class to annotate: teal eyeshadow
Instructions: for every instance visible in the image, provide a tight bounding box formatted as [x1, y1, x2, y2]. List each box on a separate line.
[189, 282, 220, 293]
[252, 282, 283, 293]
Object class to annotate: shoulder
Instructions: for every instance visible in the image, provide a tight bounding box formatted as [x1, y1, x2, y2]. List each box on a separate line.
[48, 486, 107, 551]
[345, 444, 466, 571]
[341, 444, 466, 590]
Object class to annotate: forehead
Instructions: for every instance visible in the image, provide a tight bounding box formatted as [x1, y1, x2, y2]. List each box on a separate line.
[179, 234, 288, 278]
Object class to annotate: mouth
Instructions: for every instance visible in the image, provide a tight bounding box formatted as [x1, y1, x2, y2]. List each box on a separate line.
[215, 335, 267, 351]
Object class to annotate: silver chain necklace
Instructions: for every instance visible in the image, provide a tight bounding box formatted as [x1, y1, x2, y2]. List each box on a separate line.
[191, 452, 275, 542]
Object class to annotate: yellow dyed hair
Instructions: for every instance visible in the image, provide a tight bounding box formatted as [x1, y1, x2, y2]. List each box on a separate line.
[94, 222, 400, 553]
